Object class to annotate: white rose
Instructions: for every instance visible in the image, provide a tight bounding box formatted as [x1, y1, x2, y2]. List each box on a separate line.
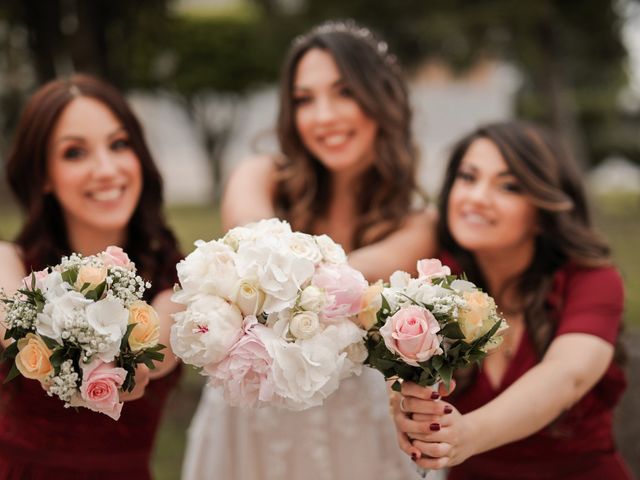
[407, 282, 450, 305]
[176, 240, 239, 302]
[170, 295, 243, 367]
[298, 285, 326, 311]
[287, 233, 323, 264]
[236, 237, 315, 313]
[86, 298, 129, 362]
[36, 290, 92, 343]
[451, 279, 476, 292]
[314, 234, 347, 264]
[222, 226, 255, 251]
[235, 278, 265, 316]
[289, 311, 320, 339]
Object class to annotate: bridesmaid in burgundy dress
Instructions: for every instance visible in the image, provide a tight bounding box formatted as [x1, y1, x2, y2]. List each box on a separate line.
[393, 122, 632, 479]
[0, 74, 183, 479]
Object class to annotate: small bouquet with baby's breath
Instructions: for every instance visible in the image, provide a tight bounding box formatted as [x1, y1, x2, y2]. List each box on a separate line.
[0, 246, 164, 420]
[363, 259, 507, 392]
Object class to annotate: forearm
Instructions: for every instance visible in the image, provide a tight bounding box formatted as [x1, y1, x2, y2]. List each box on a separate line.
[464, 358, 587, 455]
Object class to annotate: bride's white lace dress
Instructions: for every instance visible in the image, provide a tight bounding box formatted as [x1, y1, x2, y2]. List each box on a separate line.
[182, 367, 422, 480]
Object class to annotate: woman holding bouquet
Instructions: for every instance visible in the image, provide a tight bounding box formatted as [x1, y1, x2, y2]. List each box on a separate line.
[393, 122, 632, 479]
[0, 74, 183, 479]
[182, 20, 435, 480]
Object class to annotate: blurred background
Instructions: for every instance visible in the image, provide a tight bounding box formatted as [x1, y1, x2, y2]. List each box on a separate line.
[0, 0, 638, 478]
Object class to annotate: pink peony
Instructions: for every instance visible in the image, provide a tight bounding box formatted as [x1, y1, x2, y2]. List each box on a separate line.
[417, 259, 451, 283]
[77, 360, 127, 420]
[379, 305, 442, 366]
[312, 264, 367, 320]
[101, 246, 133, 269]
[204, 316, 275, 408]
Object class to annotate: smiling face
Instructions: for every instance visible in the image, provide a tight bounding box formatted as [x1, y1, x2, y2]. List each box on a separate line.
[447, 138, 539, 256]
[46, 96, 142, 240]
[292, 48, 378, 177]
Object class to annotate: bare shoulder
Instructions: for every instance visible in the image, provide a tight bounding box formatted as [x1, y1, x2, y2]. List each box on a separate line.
[227, 154, 278, 185]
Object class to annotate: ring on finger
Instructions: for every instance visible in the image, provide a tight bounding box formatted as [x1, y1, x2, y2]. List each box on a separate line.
[400, 397, 407, 412]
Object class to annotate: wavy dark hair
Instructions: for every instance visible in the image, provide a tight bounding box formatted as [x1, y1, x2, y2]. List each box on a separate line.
[438, 121, 618, 363]
[5, 74, 181, 298]
[274, 20, 418, 248]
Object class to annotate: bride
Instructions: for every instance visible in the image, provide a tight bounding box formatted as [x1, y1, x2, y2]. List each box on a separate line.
[182, 20, 436, 480]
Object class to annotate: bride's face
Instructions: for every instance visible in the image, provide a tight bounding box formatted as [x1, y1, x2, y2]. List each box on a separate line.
[292, 48, 378, 176]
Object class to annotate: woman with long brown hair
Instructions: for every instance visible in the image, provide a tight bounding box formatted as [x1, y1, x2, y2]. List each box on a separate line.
[0, 74, 183, 479]
[393, 121, 631, 479]
[182, 20, 435, 480]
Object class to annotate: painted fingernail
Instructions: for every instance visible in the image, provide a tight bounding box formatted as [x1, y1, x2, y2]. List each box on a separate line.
[444, 405, 453, 414]
[430, 423, 441, 431]
[411, 452, 419, 461]
[431, 392, 440, 400]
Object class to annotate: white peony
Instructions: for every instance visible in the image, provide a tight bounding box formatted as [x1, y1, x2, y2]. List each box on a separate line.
[286, 232, 323, 264]
[235, 237, 315, 313]
[175, 240, 239, 302]
[389, 270, 411, 289]
[314, 234, 347, 264]
[170, 295, 243, 367]
[36, 290, 92, 343]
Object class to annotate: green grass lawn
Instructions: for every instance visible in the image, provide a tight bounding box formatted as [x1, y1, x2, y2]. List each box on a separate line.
[1, 196, 638, 479]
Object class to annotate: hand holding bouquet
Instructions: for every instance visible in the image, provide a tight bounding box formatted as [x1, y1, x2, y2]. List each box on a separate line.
[0, 246, 165, 420]
[170, 219, 368, 411]
[365, 259, 507, 391]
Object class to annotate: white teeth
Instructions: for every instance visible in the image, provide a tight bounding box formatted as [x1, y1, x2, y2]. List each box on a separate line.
[322, 133, 349, 147]
[463, 212, 491, 225]
[91, 188, 123, 202]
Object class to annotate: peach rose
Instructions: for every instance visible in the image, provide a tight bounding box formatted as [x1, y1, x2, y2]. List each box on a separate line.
[127, 301, 160, 352]
[357, 282, 383, 330]
[15, 333, 54, 382]
[379, 305, 442, 366]
[75, 265, 107, 292]
[459, 290, 495, 342]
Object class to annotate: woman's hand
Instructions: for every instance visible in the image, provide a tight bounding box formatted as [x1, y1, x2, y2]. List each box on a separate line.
[119, 364, 150, 402]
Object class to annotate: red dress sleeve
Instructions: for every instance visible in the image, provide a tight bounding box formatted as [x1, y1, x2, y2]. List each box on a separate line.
[555, 266, 624, 345]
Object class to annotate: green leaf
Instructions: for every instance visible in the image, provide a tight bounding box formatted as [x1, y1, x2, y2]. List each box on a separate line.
[40, 336, 59, 350]
[0, 341, 19, 362]
[430, 355, 444, 370]
[3, 362, 21, 383]
[120, 323, 137, 350]
[440, 322, 466, 340]
[439, 364, 453, 391]
[391, 380, 402, 392]
[61, 268, 78, 286]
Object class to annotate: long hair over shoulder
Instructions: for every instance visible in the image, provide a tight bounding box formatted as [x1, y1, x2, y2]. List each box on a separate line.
[274, 20, 418, 248]
[5, 74, 181, 297]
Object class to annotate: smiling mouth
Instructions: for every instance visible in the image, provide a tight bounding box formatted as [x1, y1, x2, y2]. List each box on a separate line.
[461, 211, 494, 226]
[318, 131, 353, 148]
[88, 187, 125, 202]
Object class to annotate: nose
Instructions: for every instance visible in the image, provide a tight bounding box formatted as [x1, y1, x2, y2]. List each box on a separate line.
[312, 96, 337, 124]
[93, 147, 118, 177]
[466, 180, 492, 205]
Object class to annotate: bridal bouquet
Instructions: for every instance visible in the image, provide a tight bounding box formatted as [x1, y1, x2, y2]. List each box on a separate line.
[170, 218, 369, 410]
[364, 259, 507, 391]
[0, 247, 165, 420]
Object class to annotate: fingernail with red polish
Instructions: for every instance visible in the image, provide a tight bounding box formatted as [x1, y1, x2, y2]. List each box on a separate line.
[430, 423, 441, 431]
[444, 405, 453, 414]
[431, 392, 440, 400]
[411, 452, 419, 461]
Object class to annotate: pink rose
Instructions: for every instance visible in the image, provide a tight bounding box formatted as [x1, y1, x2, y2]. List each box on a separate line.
[417, 259, 451, 283]
[77, 360, 127, 420]
[379, 305, 442, 366]
[22, 268, 49, 289]
[312, 264, 367, 320]
[204, 316, 275, 408]
[101, 246, 133, 269]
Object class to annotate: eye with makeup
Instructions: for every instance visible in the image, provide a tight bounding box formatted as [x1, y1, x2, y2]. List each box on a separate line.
[499, 178, 523, 194]
[455, 169, 476, 183]
[337, 84, 353, 98]
[292, 92, 312, 107]
[61, 144, 86, 161]
[110, 137, 131, 152]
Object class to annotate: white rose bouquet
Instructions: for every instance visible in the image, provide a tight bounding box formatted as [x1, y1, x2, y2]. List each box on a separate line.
[0, 246, 165, 420]
[364, 259, 507, 392]
[170, 218, 368, 411]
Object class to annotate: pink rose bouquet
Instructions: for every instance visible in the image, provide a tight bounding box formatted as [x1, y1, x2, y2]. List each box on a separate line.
[364, 259, 507, 391]
[0, 247, 165, 420]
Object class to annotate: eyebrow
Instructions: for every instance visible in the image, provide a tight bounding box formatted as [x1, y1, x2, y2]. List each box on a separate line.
[293, 78, 346, 93]
[461, 163, 515, 177]
[54, 127, 127, 146]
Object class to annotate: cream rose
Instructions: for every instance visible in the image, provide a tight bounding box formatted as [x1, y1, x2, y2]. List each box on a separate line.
[459, 290, 495, 342]
[235, 279, 266, 316]
[289, 311, 320, 339]
[15, 333, 54, 382]
[298, 285, 326, 312]
[357, 282, 383, 330]
[75, 265, 107, 292]
[127, 301, 160, 352]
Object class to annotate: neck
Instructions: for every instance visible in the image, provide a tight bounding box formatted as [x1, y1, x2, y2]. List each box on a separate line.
[473, 242, 535, 309]
[66, 223, 127, 257]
